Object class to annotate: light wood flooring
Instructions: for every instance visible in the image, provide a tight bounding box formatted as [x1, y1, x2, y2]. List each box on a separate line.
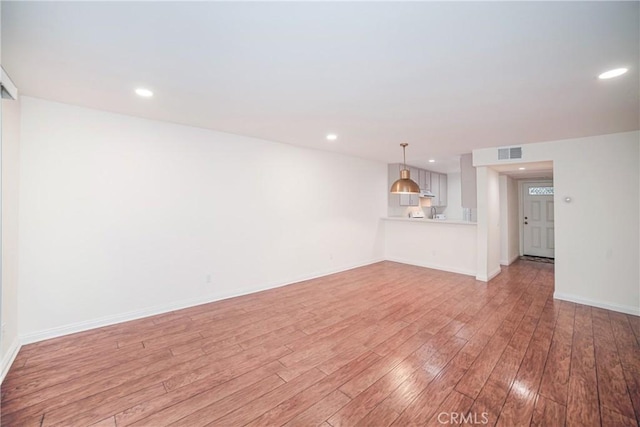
[1, 261, 639, 426]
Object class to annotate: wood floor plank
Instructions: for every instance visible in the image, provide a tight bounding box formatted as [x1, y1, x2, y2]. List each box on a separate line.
[592, 308, 636, 420]
[331, 334, 466, 426]
[284, 389, 351, 427]
[199, 368, 326, 426]
[454, 285, 534, 400]
[3, 343, 266, 424]
[425, 390, 474, 426]
[466, 293, 548, 424]
[162, 344, 289, 392]
[156, 374, 286, 427]
[609, 311, 640, 425]
[114, 360, 283, 426]
[88, 415, 117, 427]
[538, 300, 575, 405]
[42, 383, 167, 427]
[338, 329, 434, 399]
[245, 351, 380, 427]
[2, 345, 173, 404]
[566, 305, 601, 427]
[390, 360, 468, 426]
[2, 261, 636, 427]
[600, 405, 638, 427]
[354, 399, 400, 427]
[1, 348, 177, 421]
[627, 315, 640, 347]
[495, 297, 555, 426]
[530, 394, 566, 427]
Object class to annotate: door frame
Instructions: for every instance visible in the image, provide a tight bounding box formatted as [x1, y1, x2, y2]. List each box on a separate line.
[518, 179, 554, 257]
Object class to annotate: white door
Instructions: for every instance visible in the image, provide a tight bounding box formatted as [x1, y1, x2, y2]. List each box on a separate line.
[523, 182, 555, 258]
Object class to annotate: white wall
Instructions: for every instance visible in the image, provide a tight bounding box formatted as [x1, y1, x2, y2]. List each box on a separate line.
[507, 176, 519, 262]
[475, 131, 640, 315]
[499, 175, 519, 265]
[18, 97, 387, 341]
[1, 95, 21, 379]
[475, 166, 501, 281]
[460, 153, 477, 209]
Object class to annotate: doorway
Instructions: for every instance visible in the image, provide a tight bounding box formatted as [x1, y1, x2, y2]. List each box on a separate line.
[522, 180, 555, 258]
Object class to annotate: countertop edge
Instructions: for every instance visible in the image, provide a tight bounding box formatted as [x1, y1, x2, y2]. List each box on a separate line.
[382, 217, 477, 226]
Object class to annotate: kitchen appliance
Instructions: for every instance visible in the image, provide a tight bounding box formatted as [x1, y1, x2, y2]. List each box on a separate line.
[419, 190, 435, 198]
[409, 210, 425, 218]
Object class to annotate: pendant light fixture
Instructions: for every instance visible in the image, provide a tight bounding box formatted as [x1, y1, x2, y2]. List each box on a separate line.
[390, 143, 420, 194]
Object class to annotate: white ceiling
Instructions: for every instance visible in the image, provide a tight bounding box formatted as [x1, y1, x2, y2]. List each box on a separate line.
[492, 161, 554, 180]
[2, 1, 638, 173]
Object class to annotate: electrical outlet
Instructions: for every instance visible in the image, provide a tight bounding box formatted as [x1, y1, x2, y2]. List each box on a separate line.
[1, 323, 6, 334]
[206, 274, 212, 284]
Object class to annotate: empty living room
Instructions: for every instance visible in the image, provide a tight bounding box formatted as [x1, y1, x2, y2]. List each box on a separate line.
[0, 2, 638, 426]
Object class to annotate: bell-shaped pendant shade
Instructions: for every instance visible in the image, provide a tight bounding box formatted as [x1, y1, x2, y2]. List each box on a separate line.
[390, 143, 420, 194]
[390, 168, 420, 194]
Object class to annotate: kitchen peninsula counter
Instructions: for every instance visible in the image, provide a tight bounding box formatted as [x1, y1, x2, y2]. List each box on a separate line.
[383, 216, 477, 276]
[383, 217, 477, 226]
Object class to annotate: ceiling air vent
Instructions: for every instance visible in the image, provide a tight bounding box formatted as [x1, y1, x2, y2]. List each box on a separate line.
[498, 146, 522, 160]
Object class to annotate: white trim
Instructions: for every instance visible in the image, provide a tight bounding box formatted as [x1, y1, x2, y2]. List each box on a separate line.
[19, 258, 384, 344]
[476, 266, 502, 282]
[1, 66, 18, 100]
[384, 256, 476, 277]
[500, 253, 520, 266]
[554, 292, 640, 316]
[0, 338, 21, 384]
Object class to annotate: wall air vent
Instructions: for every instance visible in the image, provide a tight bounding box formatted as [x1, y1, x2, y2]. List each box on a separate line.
[498, 146, 522, 160]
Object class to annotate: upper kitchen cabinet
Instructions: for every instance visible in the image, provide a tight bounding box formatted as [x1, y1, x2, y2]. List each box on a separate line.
[400, 165, 420, 206]
[388, 163, 419, 207]
[387, 164, 447, 210]
[430, 172, 440, 205]
[419, 169, 431, 191]
[429, 172, 447, 207]
[438, 173, 448, 206]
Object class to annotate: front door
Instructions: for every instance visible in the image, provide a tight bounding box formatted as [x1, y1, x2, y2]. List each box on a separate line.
[523, 181, 555, 258]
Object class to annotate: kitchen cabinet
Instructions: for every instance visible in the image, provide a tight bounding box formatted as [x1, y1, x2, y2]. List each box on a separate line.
[430, 173, 440, 205]
[388, 163, 447, 211]
[419, 170, 431, 191]
[439, 173, 448, 206]
[399, 193, 419, 206]
[388, 164, 419, 207]
[424, 172, 447, 207]
[401, 166, 420, 206]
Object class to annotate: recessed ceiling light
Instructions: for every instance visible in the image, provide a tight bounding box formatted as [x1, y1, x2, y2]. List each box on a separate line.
[326, 134, 338, 141]
[518, 167, 526, 170]
[428, 159, 435, 163]
[135, 88, 154, 97]
[598, 68, 628, 79]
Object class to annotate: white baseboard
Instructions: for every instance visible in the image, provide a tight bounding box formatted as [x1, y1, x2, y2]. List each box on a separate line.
[476, 266, 502, 282]
[19, 258, 385, 345]
[554, 292, 640, 316]
[500, 253, 520, 266]
[384, 257, 476, 277]
[1, 338, 21, 384]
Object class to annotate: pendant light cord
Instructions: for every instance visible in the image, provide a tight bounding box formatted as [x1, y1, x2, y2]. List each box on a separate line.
[403, 146, 406, 169]
[401, 143, 408, 170]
